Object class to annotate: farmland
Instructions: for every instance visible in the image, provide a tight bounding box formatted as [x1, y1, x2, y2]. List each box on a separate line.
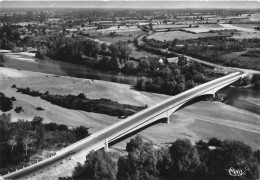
[92, 29, 146, 43]
[147, 30, 218, 41]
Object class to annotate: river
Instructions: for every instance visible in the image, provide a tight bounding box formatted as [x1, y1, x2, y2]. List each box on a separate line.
[1, 53, 138, 85]
[0, 53, 259, 115]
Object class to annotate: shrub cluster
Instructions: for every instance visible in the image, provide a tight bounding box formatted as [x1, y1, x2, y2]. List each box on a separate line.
[14, 87, 146, 117]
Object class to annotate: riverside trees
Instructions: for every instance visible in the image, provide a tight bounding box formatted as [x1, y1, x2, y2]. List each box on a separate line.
[71, 136, 260, 180]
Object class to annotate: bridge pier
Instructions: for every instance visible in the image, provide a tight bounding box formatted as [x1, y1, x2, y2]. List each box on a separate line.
[163, 110, 170, 124]
[104, 139, 109, 152]
[166, 117, 170, 124]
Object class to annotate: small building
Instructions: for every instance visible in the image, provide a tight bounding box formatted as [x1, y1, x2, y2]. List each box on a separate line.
[159, 58, 164, 64]
[167, 57, 179, 64]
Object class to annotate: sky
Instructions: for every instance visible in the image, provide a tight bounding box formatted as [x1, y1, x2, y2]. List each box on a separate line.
[0, 0, 259, 9]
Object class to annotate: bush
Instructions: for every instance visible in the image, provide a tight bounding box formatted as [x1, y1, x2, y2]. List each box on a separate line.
[14, 106, 23, 113]
[35, 107, 44, 111]
[0, 93, 13, 112]
[251, 74, 260, 90]
[16, 87, 145, 117]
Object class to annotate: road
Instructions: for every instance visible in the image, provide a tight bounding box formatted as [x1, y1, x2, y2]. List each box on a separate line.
[3, 71, 245, 180]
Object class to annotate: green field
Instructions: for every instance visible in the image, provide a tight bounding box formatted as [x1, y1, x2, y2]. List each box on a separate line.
[92, 30, 146, 44]
[231, 31, 260, 39]
[148, 30, 218, 41]
[220, 48, 260, 70]
[130, 46, 159, 59]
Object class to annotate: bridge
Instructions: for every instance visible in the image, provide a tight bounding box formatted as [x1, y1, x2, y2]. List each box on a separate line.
[3, 71, 246, 180]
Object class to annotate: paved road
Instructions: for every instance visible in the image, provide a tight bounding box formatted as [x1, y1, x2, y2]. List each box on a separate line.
[4, 71, 244, 180]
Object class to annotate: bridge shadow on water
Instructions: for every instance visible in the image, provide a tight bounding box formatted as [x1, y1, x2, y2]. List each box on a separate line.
[109, 94, 214, 147]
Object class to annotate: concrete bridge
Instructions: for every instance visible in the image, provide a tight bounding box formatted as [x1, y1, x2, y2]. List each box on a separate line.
[3, 71, 246, 180]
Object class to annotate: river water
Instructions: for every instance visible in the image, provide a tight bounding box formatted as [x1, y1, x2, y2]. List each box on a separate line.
[1, 53, 259, 115]
[1, 53, 138, 85]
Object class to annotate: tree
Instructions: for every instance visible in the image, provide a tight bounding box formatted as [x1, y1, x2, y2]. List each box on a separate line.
[109, 56, 121, 71]
[99, 56, 110, 70]
[0, 113, 11, 143]
[207, 140, 260, 179]
[169, 139, 201, 178]
[35, 45, 47, 59]
[137, 76, 148, 91]
[109, 44, 119, 58]
[161, 67, 172, 79]
[178, 55, 187, 66]
[139, 59, 150, 72]
[186, 80, 195, 90]
[22, 134, 33, 156]
[118, 44, 133, 61]
[72, 150, 117, 180]
[126, 135, 143, 153]
[73, 126, 90, 141]
[101, 43, 108, 52]
[123, 61, 138, 73]
[0, 92, 13, 112]
[117, 136, 159, 180]
[251, 74, 260, 90]
[83, 39, 100, 58]
[8, 136, 17, 154]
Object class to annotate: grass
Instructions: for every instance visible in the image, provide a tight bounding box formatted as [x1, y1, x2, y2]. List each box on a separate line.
[153, 24, 190, 29]
[130, 46, 160, 59]
[231, 23, 260, 28]
[147, 30, 218, 41]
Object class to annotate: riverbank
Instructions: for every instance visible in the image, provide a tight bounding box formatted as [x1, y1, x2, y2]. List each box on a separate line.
[0, 67, 259, 150]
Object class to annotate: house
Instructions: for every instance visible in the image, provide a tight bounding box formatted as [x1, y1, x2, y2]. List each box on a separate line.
[158, 58, 164, 64]
[167, 57, 179, 64]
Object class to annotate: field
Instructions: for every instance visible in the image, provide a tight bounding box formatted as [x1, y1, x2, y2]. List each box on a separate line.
[130, 46, 159, 59]
[220, 48, 260, 70]
[219, 48, 260, 70]
[92, 29, 146, 44]
[231, 31, 260, 39]
[0, 67, 168, 132]
[231, 23, 260, 29]
[153, 24, 190, 29]
[147, 30, 218, 41]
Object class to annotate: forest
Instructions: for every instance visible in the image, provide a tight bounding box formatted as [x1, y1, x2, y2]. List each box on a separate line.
[0, 114, 90, 175]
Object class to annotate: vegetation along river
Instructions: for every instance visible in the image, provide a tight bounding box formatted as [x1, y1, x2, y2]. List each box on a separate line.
[1, 53, 259, 116]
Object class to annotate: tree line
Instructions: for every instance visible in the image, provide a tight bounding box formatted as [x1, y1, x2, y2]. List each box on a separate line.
[68, 136, 260, 180]
[0, 114, 89, 175]
[136, 59, 210, 95]
[13, 86, 146, 117]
